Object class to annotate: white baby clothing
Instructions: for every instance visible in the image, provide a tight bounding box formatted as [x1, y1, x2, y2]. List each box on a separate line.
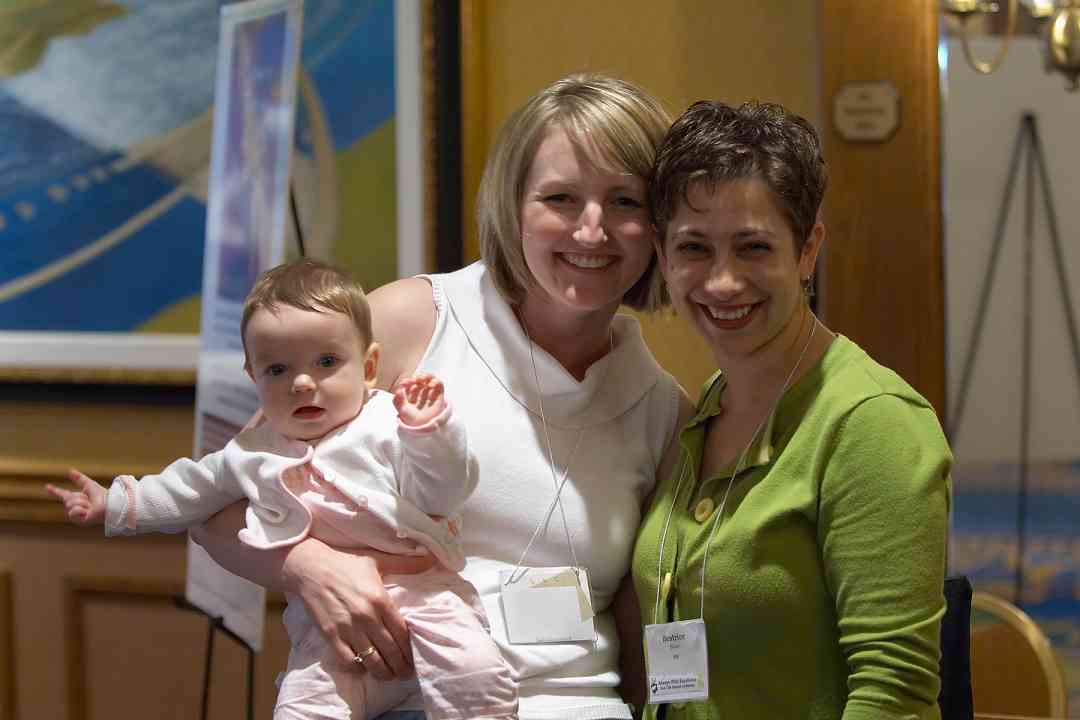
[103, 390, 516, 720]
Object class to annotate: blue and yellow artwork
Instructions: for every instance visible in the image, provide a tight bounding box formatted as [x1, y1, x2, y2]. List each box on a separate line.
[0, 0, 399, 342]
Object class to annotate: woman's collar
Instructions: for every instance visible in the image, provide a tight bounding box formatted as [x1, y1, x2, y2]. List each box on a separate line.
[440, 262, 666, 428]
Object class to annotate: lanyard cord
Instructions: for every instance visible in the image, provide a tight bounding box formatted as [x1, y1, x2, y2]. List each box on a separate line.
[652, 461, 689, 624]
[507, 319, 615, 584]
[696, 316, 818, 618]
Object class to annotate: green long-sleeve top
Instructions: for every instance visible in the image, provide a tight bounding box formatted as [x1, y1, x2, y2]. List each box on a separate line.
[631, 335, 952, 720]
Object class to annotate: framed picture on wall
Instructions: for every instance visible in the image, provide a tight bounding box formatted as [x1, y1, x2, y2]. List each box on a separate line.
[0, 0, 436, 384]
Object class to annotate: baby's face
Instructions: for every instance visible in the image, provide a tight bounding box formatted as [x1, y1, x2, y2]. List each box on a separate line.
[244, 305, 376, 441]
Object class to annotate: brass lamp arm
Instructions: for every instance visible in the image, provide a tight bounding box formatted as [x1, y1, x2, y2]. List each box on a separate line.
[957, 0, 1020, 73]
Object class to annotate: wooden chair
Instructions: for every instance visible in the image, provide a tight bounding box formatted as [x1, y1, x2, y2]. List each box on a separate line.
[970, 591, 1068, 719]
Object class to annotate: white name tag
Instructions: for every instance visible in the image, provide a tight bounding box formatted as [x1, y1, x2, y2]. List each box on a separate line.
[644, 618, 709, 703]
[499, 566, 597, 644]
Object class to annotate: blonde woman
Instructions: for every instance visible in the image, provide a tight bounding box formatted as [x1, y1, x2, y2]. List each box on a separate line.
[195, 74, 695, 720]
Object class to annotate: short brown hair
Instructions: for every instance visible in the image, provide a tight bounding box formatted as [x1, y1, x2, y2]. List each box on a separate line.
[477, 73, 672, 311]
[649, 100, 827, 253]
[241, 259, 371, 355]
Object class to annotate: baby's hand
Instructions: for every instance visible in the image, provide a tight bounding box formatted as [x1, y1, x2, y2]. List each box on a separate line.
[45, 468, 107, 526]
[393, 373, 447, 427]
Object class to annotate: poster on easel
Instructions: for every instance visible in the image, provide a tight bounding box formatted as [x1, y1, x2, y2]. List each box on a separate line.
[186, 0, 304, 652]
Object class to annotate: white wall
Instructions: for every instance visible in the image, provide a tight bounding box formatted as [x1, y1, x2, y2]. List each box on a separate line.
[944, 37, 1080, 463]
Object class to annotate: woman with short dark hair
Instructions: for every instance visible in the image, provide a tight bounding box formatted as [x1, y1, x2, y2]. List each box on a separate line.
[632, 100, 951, 720]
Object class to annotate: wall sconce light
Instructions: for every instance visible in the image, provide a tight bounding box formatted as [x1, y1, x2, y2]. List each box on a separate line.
[943, 0, 1080, 90]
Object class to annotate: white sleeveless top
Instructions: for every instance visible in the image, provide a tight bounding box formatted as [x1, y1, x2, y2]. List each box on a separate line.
[397, 262, 680, 719]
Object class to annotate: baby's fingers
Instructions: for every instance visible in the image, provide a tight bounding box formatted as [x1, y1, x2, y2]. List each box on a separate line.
[423, 378, 444, 405]
[392, 385, 409, 412]
[45, 483, 74, 503]
[67, 468, 97, 492]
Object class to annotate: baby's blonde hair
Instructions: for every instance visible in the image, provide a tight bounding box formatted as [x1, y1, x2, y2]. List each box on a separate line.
[241, 259, 372, 356]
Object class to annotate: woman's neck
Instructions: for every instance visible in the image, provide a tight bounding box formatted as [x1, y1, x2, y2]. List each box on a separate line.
[516, 296, 617, 381]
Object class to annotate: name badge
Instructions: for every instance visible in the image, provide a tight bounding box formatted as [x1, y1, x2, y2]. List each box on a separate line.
[644, 618, 709, 703]
[499, 566, 597, 644]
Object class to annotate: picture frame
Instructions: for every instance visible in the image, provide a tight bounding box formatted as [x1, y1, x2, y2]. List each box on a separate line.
[0, 0, 438, 384]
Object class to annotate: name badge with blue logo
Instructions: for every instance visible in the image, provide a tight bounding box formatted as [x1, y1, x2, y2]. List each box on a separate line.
[644, 618, 709, 703]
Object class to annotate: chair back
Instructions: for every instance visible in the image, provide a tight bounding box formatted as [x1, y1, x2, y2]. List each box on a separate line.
[940, 576, 974, 720]
[970, 591, 1068, 718]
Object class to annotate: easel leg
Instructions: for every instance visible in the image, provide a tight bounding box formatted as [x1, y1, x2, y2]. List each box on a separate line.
[175, 596, 257, 720]
[201, 614, 219, 720]
[247, 644, 255, 720]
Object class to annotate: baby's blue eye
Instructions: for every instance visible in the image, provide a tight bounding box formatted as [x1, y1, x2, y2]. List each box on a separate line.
[266, 363, 286, 377]
[317, 355, 338, 368]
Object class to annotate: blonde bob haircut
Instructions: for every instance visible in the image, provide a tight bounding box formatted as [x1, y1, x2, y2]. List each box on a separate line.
[241, 258, 372, 356]
[477, 73, 672, 311]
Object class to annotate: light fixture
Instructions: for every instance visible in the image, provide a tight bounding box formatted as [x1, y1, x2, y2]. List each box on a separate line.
[943, 0, 1080, 90]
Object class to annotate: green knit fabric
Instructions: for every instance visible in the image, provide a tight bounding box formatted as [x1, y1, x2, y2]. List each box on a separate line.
[632, 335, 952, 720]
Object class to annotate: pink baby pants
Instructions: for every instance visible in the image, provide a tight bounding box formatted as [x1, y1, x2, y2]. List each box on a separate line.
[274, 566, 517, 720]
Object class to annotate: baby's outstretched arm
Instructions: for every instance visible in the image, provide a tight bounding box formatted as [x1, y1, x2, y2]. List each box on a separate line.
[46, 468, 106, 526]
[393, 373, 447, 427]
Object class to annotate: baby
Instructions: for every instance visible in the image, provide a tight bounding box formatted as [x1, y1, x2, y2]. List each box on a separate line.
[48, 259, 517, 720]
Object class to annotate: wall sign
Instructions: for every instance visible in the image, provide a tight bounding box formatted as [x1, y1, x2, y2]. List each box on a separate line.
[833, 81, 901, 142]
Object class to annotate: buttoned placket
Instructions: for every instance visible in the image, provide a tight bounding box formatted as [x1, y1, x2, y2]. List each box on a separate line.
[652, 374, 779, 718]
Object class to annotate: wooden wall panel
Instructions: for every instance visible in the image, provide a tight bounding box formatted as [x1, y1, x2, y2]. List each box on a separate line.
[819, 1, 947, 415]
[0, 521, 297, 720]
[459, 0, 820, 394]
[0, 383, 195, 524]
[0, 571, 13, 720]
[65, 577, 289, 720]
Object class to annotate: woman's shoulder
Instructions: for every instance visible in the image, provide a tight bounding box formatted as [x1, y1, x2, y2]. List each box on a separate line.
[817, 335, 937, 414]
[798, 336, 948, 452]
[368, 277, 436, 389]
[368, 275, 435, 317]
[803, 338, 947, 457]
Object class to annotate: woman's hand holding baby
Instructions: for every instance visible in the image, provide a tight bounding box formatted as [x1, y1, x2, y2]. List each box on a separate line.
[393, 373, 446, 427]
[46, 468, 107, 526]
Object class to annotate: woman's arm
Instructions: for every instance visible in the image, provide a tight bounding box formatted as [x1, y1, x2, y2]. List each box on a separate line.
[192, 276, 439, 679]
[614, 573, 646, 717]
[190, 503, 433, 679]
[821, 396, 951, 720]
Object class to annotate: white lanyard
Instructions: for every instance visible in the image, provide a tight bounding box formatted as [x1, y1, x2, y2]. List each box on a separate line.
[507, 322, 613, 579]
[645, 316, 818, 704]
[498, 318, 613, 645]
[446, 299, 610, 577]
[654, 315, 818, 620]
